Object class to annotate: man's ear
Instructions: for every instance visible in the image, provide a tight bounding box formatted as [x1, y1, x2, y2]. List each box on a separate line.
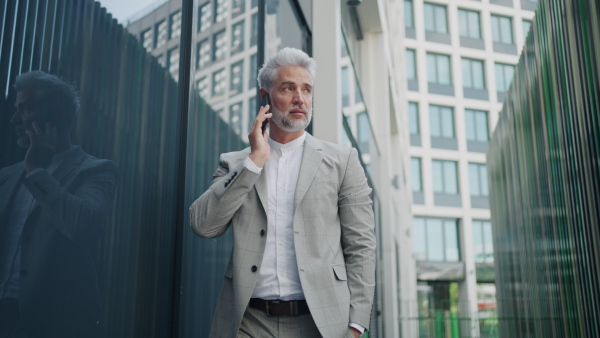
[260, 87, 268, 99]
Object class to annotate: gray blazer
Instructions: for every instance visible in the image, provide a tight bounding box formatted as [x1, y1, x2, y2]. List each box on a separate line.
[190, 133, 376, 338]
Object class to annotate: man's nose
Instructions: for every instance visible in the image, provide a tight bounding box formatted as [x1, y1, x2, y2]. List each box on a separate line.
[292, 89, 305, 106]
[10, 111, 20, 125]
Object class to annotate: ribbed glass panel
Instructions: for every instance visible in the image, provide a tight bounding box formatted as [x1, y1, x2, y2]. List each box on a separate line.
[487, 1, 600, 336]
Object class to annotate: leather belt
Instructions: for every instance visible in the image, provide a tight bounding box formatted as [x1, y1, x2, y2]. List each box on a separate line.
[249, 298, 310, 316]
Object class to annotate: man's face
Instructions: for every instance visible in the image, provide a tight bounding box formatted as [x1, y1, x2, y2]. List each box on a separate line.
[11, 89, 45, 148]
[269, 66, 313, 133]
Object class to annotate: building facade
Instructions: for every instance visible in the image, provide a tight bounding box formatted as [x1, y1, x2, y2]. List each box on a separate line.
[488, 0, 600, 337]
[403, 0, 538, 336]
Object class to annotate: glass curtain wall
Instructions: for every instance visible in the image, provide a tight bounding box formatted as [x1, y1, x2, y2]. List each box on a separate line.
[0, 0, 183, 336]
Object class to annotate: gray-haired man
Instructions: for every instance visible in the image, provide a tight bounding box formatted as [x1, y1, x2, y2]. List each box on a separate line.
[190, 48, 375, 338]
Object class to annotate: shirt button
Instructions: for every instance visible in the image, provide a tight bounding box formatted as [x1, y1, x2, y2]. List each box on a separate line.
[251, 265, 257, 272]
[260, 229, 265, 236]
[278, 213, 283, 217]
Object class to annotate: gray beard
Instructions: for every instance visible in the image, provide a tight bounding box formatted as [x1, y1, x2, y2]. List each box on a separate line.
[270, 104, 312, 133]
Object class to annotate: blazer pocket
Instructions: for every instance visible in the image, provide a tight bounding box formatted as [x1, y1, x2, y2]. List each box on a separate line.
[224, 261, 233, 279]
[332, 265, 347, 281]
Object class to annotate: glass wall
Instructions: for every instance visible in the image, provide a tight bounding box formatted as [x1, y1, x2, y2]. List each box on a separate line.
[0, 1, 183, 336]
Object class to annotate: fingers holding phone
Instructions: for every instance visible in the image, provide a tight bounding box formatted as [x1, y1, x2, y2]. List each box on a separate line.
[24, 121, 58, 172]
[248, 94, 272, 168]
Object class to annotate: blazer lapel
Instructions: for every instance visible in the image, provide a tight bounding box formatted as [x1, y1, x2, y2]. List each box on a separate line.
[293, 134, 323, 213]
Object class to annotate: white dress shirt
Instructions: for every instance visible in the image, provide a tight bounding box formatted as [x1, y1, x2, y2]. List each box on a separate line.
[243, 133, 365, 334]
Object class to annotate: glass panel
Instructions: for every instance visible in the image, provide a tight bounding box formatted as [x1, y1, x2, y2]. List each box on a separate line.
[249, 54, 258, 90]
[432, 160, 444, 193]
[462, 59, 472, 88]
[231, 20, 245, 54]
[437, 55, 450, 85]
[170, 11, 182, 40]
[411, 158, 422, 192]
[232, 0, 245, 17]
[429, 105, 441, 137]
[483, 221, 494, 263]
[427, 219, 445, 261]
[523, 20, 532, 40]
[424, 4, 435, 32]
[406, 49, 416, 80]
[197, 77, 210, 99]
[435, 6, 447, 33]
[472, 221, 484, 263]
[465, 109, 476, 141]
[500, 17, 513, 44]
[475, 111, 489, 141]
[480, 165, 489, 196]
[472, 60, 484, 89]
[491, 16, 500, 42]
[199, 2, 212, 32]
[229, 60, 244, 95]
[409, 102, 419, 135]
[212, 30, 227, 62]
[197, 39, 210, 69]
[214, 0, 228, 23]
[357, 112, 370, 154]
[426, 53, 437, 83]
[405, 0, 414, 28]
[504, 65, 515, 90]
[413, 218, 427, 261]
[229, 102, 243, 136]
[469, 163, 481, 196]
[469, 11, 481, 39]
[440, 107, 454, 138]
[443, 161, 458, 194]
[342, 66, 350, 107]
[0, 1, 186, 336]
[458, 10, 468, 37]
[444, 220, 459, 261]
[250, 14, 258, 46]
[212, 68, 227, 96]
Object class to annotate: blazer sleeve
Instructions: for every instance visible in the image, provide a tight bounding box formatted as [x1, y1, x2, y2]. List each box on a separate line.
[189, 153, 261, 238]
[338, 147, 376, 329]
[23, 160, 118, 243]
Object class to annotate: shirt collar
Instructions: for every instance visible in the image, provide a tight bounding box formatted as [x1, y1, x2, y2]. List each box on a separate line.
[268, 132, 306, 152]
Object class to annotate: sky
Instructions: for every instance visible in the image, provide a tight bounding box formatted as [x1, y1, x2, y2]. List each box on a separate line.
[97, 0, 167, 25]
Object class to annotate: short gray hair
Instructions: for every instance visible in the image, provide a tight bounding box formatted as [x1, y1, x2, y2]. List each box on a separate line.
[14, 70, 79, 130]
[257, 47, 317, 91]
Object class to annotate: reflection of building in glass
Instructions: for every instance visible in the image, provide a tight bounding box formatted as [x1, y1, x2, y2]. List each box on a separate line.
[404, 0, 537, 336]
[488, 0, 600, 337]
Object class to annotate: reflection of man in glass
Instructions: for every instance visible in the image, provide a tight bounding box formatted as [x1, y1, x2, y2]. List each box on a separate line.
[0, 71, 117, 337]
[190, 48, 375, 338]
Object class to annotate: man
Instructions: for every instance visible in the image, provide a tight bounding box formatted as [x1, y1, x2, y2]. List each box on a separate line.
[0, 71, 117, 337]
[190, 48, 376, 338]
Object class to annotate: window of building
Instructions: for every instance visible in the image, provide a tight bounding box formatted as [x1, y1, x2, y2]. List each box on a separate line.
[198, 2, 212, 32]
[214, 0, 228, 23]
[169, 11, 181, 40]
[231, 20, 245, 54]
[432, 160, 458, 195]
[230, 60, 244, 95]
[212, 29, 227, 62]
[252, 0, 258, 8]
[495, 63, 515, 92]
[429, 105, 454, 139]
[196, 77, 209, 99]
[250, 14, 258, 47]
[522, 19, 532, 40]
[154, 20, 167, 48]
[355, 78, 363, 104]
[469, 163, 488, 197]
[426, 53, 451, 85]
[465, 109, 489, 142]
[424, 3, 448, 33]
[212, 68, 226, 96]
[230, 102, 243, 135]
[411, 157, 422, 192]
[167, 47, 179, 78]
[357, 112, 370, 154]
[196, 39, 210, 69]
[472, 220, 493, 263]
[342, 66, 350, 107]
[141, 28, 153, 51]
[409, 102, 419, 135]
[232, 0, 245, 17]
[458, 9, 481, 39]
[249, 54, 257, 90]
[405, 0, 414, 28]
[461, 58, 485, 89]
[491, 15, 514, 45]
[406, 49, 417, 81]
[413, 217, 460, 262]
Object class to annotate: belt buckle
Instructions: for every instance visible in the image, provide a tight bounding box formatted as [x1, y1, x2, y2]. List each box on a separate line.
[265, 300, 280, 316]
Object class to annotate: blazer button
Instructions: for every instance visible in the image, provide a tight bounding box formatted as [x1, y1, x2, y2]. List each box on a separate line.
[260, 229, 265, 236]
[251, 265, 257, 272]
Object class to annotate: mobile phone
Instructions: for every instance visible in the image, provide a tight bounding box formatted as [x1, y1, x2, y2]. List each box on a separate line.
[260, 93, 271, 133]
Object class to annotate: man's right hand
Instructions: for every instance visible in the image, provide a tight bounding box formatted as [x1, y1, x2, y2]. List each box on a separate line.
[248, 104, 272, 168]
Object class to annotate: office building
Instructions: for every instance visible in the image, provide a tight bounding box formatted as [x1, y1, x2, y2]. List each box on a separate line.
[403, 0, 537, 336]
